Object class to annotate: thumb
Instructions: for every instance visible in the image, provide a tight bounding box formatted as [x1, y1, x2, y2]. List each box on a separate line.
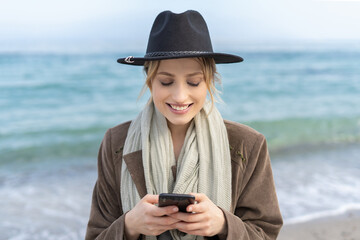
[189, 192, 207, 202]
[142, 194, 159, 204]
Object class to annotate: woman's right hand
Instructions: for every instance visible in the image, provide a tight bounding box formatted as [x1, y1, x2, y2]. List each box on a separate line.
[124, 194, 180, 240]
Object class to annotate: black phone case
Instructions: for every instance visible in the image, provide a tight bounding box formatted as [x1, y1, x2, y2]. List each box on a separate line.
[158, 193, 195, 212]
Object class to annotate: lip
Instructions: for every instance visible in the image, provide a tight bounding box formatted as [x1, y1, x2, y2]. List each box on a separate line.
[166, 103, 193, 114]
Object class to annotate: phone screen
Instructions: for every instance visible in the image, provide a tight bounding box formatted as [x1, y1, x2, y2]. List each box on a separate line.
[158, 193, 195, 212]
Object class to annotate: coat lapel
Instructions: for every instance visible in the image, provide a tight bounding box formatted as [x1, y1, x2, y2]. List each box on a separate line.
[123, 150, 147, 198]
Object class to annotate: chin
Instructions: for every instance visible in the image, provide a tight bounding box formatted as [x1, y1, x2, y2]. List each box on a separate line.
[166, 117, 193, 127]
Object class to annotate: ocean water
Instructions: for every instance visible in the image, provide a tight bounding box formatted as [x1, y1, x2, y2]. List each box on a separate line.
[1, 48, 360, 239]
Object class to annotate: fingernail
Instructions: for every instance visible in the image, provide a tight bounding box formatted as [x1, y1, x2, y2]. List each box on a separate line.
[188, 207, 193, 212]
[173, 207, 178, 212]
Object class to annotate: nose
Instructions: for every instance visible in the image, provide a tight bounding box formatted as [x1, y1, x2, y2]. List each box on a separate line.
[171, 82, 188, 103]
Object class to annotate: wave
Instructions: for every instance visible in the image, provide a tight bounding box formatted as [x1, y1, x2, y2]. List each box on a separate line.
[0, 125, 108, 165]
[243, 116, 360, 154]
[1, 116, 359, 165]
[285, 203, 360, 225]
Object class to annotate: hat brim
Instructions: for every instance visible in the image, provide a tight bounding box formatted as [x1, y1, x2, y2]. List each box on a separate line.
[117, 52, 243, 66]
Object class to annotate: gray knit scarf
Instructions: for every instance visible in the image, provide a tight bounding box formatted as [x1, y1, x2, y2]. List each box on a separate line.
[121, 101, 231, 240]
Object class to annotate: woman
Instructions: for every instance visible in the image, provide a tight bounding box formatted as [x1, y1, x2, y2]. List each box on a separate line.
[85, 10, 282, 240]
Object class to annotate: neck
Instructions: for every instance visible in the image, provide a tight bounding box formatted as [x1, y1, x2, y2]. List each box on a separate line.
[167, 121, 191, 138]
[167, 120, 192, 161]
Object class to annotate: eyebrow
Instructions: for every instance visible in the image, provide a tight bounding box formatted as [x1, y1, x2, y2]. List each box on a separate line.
[157, 71, 203, 77]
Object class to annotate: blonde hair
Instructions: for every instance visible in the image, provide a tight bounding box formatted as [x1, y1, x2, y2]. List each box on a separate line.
[139, 57, 222, 110]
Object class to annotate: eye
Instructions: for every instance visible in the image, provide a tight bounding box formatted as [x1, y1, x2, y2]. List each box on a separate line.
[158, 77, 174, 86]
[160, 81, 173, 86]
[187, 77, 203, 87]
[187, 82, 200, 87]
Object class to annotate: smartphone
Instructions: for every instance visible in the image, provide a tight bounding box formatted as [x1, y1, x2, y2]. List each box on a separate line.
[158, 193, 195, 212]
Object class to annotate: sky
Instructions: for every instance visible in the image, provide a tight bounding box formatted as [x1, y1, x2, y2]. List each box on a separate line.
[1, 0, 360, 52]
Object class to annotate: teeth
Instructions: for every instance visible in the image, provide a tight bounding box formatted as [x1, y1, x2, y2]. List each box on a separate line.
[170, 104, 190, 111]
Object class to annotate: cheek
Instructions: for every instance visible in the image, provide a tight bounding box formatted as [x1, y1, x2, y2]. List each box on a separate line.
[197, 86, 208, 103]
[151, 86, 166, 105]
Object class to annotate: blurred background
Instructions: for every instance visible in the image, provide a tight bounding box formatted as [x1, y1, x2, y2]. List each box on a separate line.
[1, 0, 360, 239]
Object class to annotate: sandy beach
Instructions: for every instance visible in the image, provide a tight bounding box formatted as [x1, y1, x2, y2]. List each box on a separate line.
[278, 209, 360, 240]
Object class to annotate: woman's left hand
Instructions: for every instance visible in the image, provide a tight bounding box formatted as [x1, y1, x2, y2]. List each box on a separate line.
[168, 193, 227, 237]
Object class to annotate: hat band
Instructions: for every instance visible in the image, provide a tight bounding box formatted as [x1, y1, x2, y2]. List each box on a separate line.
[145, 51, 212, 57]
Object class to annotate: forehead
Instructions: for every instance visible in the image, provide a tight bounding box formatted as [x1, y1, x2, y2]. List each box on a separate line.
[157, 58, 202, 74]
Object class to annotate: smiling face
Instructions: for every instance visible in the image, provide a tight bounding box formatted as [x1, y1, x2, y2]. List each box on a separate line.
[150, 58, 208, 130]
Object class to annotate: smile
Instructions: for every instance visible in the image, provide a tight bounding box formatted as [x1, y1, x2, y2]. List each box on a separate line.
[166, 103, 193, 113]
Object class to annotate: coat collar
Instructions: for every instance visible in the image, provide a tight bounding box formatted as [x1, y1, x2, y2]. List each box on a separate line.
[123, 150, 147, 198]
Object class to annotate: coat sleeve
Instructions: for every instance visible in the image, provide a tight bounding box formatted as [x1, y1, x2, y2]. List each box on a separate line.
[85, 129, 127, 240]
[219, 134, 283, 240]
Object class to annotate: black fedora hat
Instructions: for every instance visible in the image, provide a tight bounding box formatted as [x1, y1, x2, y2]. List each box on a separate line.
[117, 10, 243, 66]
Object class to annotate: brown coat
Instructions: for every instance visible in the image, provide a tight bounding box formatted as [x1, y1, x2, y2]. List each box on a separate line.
[85, 120, 283, 239]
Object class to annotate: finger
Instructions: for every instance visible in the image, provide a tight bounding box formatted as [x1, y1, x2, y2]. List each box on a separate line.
[151, 205, 179, 217]
[172, 221, 203, 232]
[146, 224, 173, 236]
[168, 211, 204, 223]
[174, 221, 214, 237]
[186, 194, 210, 213]
[186, 201, 208, 213]
[154, 215, 182, 226]
[142, 194, 159, 204]
[189, 192, 207, 202]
